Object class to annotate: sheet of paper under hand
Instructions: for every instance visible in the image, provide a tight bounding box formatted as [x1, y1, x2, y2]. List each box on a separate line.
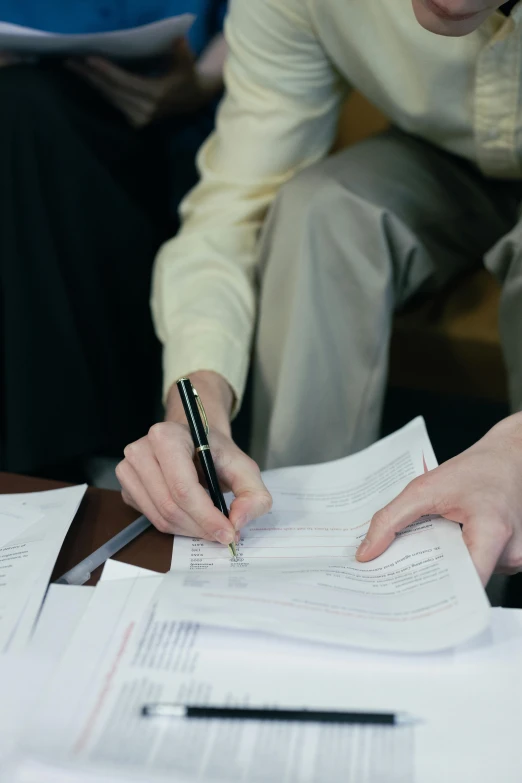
[0, 15, 194, 60]
[166, 418, 489, 652]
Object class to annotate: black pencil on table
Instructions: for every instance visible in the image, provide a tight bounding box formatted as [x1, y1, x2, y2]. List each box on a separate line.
[141, 704, 418, 725]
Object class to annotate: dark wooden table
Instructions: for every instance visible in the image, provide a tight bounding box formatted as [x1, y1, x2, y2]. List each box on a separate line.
[0, 472, 172, 584]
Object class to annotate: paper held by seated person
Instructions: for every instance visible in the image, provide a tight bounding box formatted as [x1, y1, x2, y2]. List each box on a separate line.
[166, 418, 490, 652]
[0, 15, 194, 60]
[0, 484, 87, 653]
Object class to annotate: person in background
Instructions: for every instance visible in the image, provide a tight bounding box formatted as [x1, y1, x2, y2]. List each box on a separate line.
[0, 0, 227, 482]
[118, 0, 522, 589]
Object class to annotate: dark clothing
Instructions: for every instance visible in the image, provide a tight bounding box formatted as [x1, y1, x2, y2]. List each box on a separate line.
[0, 64, 169, 476]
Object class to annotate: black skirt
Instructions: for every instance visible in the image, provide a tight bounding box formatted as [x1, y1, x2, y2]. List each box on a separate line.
[0, 63, 170, 477]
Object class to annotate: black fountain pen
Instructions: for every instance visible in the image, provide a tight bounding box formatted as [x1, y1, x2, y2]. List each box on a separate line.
[176, 378, 237, 557]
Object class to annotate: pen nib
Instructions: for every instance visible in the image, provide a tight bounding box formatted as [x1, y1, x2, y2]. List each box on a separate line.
[229, 542, 237, 557]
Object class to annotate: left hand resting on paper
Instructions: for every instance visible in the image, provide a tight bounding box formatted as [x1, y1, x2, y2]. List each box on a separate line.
[67, 37, 223, 127]
[356, 413, 522, 586]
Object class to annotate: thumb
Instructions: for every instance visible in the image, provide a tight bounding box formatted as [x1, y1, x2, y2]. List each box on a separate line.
[356, 476, 436, 562]
[463, 518, 512, 586]
[220, 455, 272, 532]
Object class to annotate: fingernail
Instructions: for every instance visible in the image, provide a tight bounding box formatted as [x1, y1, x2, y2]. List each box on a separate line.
[235, 532, 241, 544]
[215, 529, 234, 546]
[356, 538, 371, 560]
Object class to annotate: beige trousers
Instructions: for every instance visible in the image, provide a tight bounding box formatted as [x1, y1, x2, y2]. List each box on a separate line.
[252, 130, 522, 469]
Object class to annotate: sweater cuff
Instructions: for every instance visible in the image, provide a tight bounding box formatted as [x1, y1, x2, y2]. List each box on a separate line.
[162, 329, 251, 419]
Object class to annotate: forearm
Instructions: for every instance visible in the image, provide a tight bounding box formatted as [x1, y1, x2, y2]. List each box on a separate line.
[153, 0, 341, 422]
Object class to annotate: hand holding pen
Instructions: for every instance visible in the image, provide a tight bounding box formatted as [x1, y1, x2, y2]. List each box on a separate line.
[176, 378, 238, 556]
[116, 371, 272, 548]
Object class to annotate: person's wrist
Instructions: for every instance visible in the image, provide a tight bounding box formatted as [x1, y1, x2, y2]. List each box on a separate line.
[165, 371, 233, 437]
[194, 65, 223, 103]
[491, 411, 522, 446]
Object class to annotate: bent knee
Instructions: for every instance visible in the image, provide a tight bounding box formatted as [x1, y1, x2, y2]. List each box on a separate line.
[275, 130, 436, 228]
[274, 134, 402, 224]
[273, 159, 351, 235]
[274, 149, 396, 241]
[277, 158, 338, 211]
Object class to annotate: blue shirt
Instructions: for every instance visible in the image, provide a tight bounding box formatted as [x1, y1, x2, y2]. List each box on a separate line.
[0, 0, 226, 56]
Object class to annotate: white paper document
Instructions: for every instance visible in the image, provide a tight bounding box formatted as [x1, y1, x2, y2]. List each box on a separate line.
[100, 560, 159, 582]
[0, 499, 43, 550]
[0, 756, 193, 783]
[28, 577, 415, 783]
[166, 418, 489, 652]
[29, 584, 94, 662]
[0, 652, 59, 765]
[0, 485, 87, 652]
[0, 16, 194, 60]
[25, 576, 522, 783]
[7, 419, 518, 781]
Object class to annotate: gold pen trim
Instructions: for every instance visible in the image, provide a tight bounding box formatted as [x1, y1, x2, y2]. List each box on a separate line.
[192, 385, 210, 436]
[196, 445, 210, 453]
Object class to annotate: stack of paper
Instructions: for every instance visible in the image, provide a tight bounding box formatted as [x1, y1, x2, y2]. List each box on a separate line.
[6, 419, 516, 782]
[23, 575, 415, 782]
[19, 568, 522, 783]
[2, 418, 521, 781]
[164, 418, 490, 653]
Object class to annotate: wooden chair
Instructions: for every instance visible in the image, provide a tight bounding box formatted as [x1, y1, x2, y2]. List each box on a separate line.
[335, 92, 508, 403]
